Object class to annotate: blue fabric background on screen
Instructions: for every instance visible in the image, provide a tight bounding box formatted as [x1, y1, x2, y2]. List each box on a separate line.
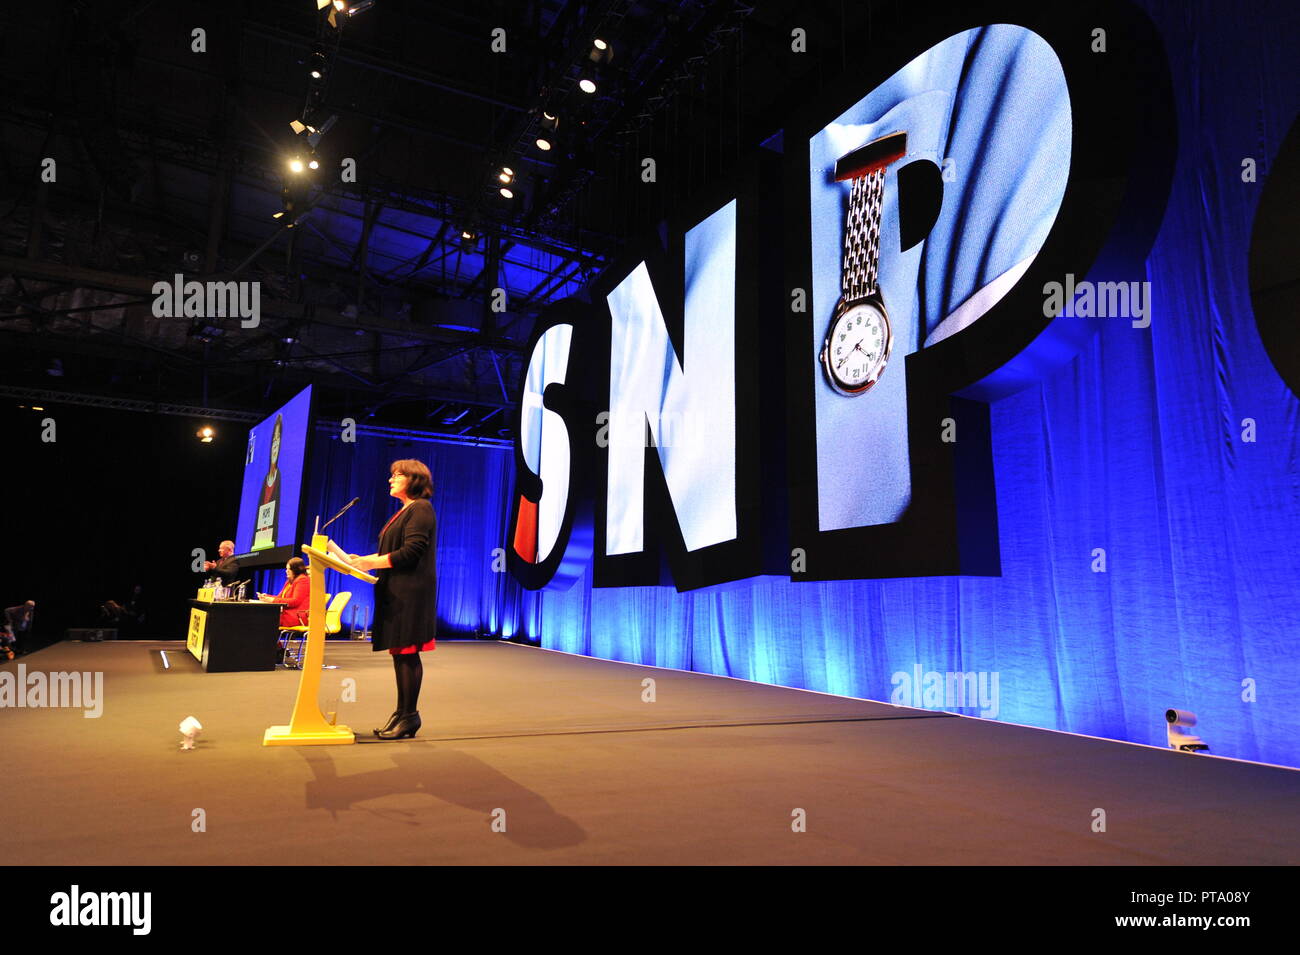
[524, 0, 1300, 769]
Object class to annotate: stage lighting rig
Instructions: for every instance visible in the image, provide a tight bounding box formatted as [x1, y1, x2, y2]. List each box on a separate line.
[290, 115, 337, 149]
[533, 109, 561, 152]
[323, 0, 375, 27]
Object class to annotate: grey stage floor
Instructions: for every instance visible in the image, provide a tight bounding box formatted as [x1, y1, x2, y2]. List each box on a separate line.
[1, 639, 1296, 865]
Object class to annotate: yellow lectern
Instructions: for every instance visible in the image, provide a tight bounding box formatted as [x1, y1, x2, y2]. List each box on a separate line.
[263, 533, 377, 746]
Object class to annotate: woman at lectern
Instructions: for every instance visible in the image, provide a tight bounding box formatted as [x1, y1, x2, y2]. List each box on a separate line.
[349, 459, 438, 740]
[259, 557, 310, 628]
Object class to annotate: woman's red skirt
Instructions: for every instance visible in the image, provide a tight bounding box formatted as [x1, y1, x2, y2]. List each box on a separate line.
[389, 637, 437, 655]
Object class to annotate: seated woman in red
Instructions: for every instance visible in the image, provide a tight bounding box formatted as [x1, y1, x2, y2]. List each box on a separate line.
[259, 557, 310, 628]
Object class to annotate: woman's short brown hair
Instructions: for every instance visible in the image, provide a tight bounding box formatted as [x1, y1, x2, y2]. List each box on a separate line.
[287, 557, 307, 577]
[391, 459, 433, 499]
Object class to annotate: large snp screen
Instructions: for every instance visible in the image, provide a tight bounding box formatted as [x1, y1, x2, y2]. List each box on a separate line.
[235, 385, 312, 554]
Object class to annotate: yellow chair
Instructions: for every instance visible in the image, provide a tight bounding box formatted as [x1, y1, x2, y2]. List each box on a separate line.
[279, 592, 351, 669]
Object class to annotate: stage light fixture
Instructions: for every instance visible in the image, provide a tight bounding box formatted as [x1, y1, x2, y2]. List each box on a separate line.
[197, 426, 215, 443]
[498, 167, 514, 184]
[309, 52, 327, 80]
[579, 77, 597, 94]
[290, 114, 338, 149]
[289, 157, 305, 173]
[308, 158, 320, 169]
[499, 186, 514, 199]
[536, 136, 552, 151]
[589, 38, 614, 66]
[346, 0, 375, 15]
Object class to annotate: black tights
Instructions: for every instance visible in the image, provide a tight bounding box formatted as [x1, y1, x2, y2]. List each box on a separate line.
[392, 653, 423, 714]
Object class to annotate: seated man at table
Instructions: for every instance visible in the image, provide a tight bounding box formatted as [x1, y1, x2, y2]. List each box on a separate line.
[258, 558, 310, 628]
[203, 540, 241, 586]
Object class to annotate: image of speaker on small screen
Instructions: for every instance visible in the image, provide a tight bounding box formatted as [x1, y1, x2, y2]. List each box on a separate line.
[236, 385, 313, 555]
[253, 413, 284, 550]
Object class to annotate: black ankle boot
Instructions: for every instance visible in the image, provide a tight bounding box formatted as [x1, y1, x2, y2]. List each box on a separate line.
[374, 711, 402, 736]
[377, 711, 420, 740]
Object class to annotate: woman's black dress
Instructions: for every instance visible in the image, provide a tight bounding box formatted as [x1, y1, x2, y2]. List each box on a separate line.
[371, 499, 438, 651]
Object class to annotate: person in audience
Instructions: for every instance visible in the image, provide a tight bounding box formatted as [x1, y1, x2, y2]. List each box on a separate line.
[99, 599, 127, 625]
[3, 600, 35, 653]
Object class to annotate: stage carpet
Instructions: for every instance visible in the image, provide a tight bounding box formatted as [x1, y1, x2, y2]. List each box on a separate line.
[1, 639, 1296, 865]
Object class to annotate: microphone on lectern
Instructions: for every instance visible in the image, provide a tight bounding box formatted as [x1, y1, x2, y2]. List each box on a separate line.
[321, 497, 360, 532]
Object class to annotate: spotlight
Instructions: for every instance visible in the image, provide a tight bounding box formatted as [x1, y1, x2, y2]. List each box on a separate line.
[535, 136, 552, 151]
[578, 77, 597, 94]
[346, 0, 375, 15]
[197, 426, 216, 443]
[289, 157, 305, 173]
[459, 230, 477, 251]
[498, 166, 514, 183]
[309, 52, 327, 80]
[589, 38, 614, 65]
[499, 186, 514, 199]
[540, 111, 560, 131]
[290, 114, 337, 148]
[308, 158, 320, 170]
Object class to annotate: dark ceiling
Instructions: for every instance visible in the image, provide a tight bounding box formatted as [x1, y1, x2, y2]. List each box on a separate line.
[0, 0, 881, 441]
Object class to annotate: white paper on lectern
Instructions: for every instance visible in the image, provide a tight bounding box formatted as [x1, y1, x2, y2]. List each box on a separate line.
[325, 538, 355, 567]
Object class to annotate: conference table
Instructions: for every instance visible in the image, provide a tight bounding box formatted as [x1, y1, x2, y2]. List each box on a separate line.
[186, 597, 281, 672]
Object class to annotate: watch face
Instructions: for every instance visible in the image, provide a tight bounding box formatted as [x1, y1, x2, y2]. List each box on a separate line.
[820, 298, 892, 395]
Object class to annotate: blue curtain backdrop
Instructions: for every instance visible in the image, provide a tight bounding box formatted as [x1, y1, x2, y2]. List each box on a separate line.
[518, 0, 1300, 769]
[284, 435, 526, 641]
